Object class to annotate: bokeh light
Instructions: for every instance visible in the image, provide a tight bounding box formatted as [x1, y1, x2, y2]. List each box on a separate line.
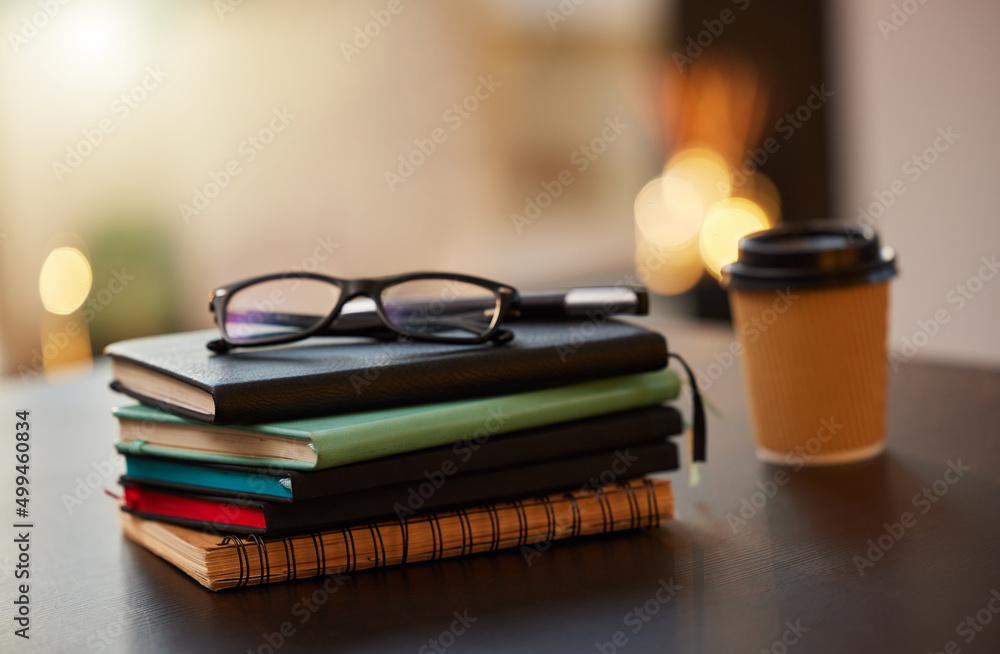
[699, 198, 769, 279]
[39, 247, 93, 315]
[61, 4, 135, 66]
[634, 174, 704, 248]
[635, 146, 735, 250]
[636, 231, 704, 296]
[664, 147, 731, 208]
[635, 140, 783, 289]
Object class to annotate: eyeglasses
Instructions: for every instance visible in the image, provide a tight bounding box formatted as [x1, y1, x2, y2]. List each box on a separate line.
[207, 272, 519, 352]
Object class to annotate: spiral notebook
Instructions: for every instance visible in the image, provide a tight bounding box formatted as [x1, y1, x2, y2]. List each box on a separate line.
[120, 477, 673, 591]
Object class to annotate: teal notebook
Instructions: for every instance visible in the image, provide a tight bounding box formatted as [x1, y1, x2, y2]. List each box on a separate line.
[114, 369, 679, 471]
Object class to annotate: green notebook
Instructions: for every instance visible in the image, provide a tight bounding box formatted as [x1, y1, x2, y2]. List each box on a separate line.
[114, 369, 679, 470]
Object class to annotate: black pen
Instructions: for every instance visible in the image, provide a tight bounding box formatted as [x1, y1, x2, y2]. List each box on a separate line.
[325, 286, 649, 333]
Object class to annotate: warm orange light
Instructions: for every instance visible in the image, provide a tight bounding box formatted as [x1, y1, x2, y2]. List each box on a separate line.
[39, 247, 92, 314]
[635, 230, 703, 296]
[699, 198, 769, 279]
[40, 312, 93, 381]
[634, 175, 704, 248]
[664, 146, 731, 206]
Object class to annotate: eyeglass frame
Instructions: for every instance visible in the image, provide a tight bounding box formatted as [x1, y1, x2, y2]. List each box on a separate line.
[207, 271, 520, 352]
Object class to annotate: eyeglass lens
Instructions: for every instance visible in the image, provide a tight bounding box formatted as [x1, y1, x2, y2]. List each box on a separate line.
[223, 278, 342, 343]
[380, 279, 501, 341]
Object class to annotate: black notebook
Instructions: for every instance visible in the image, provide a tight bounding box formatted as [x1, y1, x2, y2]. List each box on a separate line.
[104, 321, 668, 424]
[120, 406, 683, 501]
[121, 442, 679, 534]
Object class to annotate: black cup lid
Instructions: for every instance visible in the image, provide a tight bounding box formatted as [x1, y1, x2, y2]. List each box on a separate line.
[721, 221, 897, 291]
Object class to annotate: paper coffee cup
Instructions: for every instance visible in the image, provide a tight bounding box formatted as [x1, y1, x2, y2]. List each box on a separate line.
[721, 222, 897, 465]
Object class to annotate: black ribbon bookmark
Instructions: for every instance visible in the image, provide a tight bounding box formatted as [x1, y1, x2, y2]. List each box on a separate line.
[669, 353, 706, 463]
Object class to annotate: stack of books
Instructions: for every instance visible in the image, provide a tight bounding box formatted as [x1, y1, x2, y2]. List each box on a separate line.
[106, 321, 690, 590]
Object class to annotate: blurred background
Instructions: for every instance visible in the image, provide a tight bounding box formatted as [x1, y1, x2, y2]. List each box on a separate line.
[1, 0, 998, 381]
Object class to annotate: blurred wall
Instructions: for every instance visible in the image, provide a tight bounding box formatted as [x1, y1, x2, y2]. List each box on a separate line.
[829, 0, 1000, 365]
[0, 0, 666, 377]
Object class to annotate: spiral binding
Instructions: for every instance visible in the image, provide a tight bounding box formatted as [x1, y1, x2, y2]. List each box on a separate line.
[214, 478, 670, 589]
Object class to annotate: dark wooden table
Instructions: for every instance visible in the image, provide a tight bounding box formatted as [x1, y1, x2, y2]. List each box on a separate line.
[3, 318, 999, 653]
